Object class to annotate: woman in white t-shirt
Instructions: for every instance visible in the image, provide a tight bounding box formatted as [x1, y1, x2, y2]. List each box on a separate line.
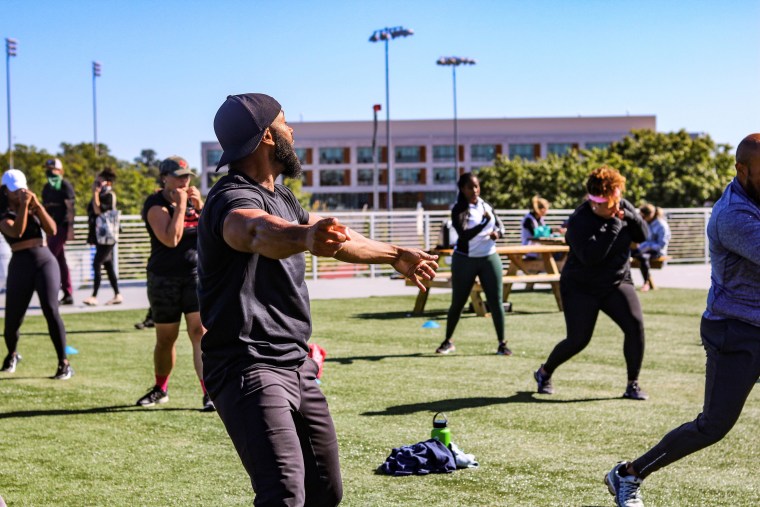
[436, 173, 511, 356]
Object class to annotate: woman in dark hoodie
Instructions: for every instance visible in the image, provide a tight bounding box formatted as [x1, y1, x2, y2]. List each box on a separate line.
[534, 165, 650, 400]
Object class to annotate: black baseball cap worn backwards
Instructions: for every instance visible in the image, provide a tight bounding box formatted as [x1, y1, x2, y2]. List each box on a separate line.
[213, 93, 282, 171]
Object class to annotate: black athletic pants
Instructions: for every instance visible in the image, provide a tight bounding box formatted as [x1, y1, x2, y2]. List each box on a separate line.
[632, 317, 760, 478]
[92, 244, 119, 297]
[211, 359, 343, 507]
[4, 247, 67, 360]
[543, 281, 645, 381]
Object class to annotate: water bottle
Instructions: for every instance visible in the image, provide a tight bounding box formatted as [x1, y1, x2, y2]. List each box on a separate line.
[431, 412, 451, 447]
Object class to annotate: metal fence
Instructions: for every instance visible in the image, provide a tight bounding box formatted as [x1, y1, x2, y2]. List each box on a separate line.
[0, 208, 712, 289]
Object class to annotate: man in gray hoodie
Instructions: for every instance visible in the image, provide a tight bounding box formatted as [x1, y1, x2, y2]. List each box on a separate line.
[605, 133, 760, 507]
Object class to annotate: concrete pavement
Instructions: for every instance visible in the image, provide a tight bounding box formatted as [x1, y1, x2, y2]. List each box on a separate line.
[0, 263, 711, 318]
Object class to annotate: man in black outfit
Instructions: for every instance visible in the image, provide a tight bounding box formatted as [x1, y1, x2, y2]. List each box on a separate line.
[198, 93, 438, 506]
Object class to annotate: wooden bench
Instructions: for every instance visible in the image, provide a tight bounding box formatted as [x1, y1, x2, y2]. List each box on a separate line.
[630, 255, 671, 289]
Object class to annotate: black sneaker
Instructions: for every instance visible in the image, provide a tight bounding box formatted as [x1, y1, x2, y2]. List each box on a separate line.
[52, 361, 73, 380]
[136, 386, 168, 407]
[496, 342, 513, 356]
[59, 294, 74, 306]
[435, 340, 456, 354]
[534, 365, 554, 394]
[1, 353, 21, 373]
[623, 381, 649, 401]
[202, 393, 216, 412]
[134, 317, 155, 330]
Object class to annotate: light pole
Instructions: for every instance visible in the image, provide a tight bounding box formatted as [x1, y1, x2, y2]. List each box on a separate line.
[436, 56, 476, 167]
[5, 38, 17, 169]
[371, 103, 382, 210]
[92, 61, 101, 154]
[369, 26, 413, 211]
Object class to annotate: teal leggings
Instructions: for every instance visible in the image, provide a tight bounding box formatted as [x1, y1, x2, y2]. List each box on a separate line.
[446, 252, 505, 342]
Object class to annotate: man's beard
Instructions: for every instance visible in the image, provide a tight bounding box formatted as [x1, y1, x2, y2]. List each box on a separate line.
[271, 129, 302, 179]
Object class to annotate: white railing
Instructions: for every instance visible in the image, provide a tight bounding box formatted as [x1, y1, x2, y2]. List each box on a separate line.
[0, 208, 712, 289]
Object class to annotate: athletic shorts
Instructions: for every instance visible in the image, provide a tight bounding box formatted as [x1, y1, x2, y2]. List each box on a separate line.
[146, 271, 199, 324]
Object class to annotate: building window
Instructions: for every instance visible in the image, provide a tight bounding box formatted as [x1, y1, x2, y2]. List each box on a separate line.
[357, 169, 375, 186]
[585, 142, 611, 150]
[295, 148, 312, 165]
[433, 167, 457, 185]
[357, 147, 375, 164]
[433, 145, 456, 162]
[395, 146, 423, 163]
[319, 169, 347, 186]
[547, 143, 575, 156]
[319, 147, 346, 164]
[396, 168, 423, 185]
[206, 149, 223, 167]
[471, 144, 497, 162]
[311, 193, 373, 210]
[424, 191, 458, 207]
[509, 143, 537, 161]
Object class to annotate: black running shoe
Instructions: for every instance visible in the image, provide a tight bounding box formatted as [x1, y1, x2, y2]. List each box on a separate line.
[52, 361, 73, 380]
[435, 340, 456, 354]
[136, 386, 168, 407]
[1, 353, 21, 373]
[202, 393, 216, 412]
[496, 342, 513, 356]
[59, 295, 74, 306]
[534, 365, 554, 394]
[623, 381, 649, 401]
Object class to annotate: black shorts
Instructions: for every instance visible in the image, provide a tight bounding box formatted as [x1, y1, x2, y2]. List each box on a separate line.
[147, 272, 199, 324]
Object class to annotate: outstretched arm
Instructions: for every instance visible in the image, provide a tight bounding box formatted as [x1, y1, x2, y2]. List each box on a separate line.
[328, 219, 439, 290]
[223, 209, 349, 259]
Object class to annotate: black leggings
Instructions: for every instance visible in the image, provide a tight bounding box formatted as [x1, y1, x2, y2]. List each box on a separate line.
[543, 281, 645, 381]
[4, 247, 67, 360]
[92, 244, 119, 297]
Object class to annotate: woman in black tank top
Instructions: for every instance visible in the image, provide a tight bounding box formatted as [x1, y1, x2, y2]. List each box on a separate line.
[0, 169, 73, 379]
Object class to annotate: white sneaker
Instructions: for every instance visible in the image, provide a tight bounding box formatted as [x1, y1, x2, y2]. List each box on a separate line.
[105, 294, 123, 305]
[83, 296, 98, 306]
[605, 462, 644, 507]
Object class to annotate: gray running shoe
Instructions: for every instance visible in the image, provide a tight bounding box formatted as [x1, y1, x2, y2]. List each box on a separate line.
[605, 462, 644, 507]
[202, 393, 216, 412]
[136, 386, 169, 407]
[435, 340, 455, 354]
[533, 365, 554, 394]
[623, 381, 649, 401]
[52, 362, 73, 380]
[1, 353, 21, 373]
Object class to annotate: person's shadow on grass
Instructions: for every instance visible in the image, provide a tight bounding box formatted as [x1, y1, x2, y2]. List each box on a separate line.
[361, 391, 619, 416]
[0, 405, 205, 419]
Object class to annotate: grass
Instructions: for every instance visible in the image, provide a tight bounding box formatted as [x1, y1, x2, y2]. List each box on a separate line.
[1, 288, 759, 506]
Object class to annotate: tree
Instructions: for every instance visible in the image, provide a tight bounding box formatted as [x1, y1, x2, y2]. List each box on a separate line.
[477, 130, 734, 210]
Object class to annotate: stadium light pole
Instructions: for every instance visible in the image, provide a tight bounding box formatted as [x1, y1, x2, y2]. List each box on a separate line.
[5, 38, 17, 169]
[371, 103, 382, 210]
[369, 26, 413, 211]
[92, 61, 101, 154]
[436, 56, 476, 166]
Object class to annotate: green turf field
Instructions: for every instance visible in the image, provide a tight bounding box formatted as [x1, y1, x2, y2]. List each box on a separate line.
[1, 288, 758, 506]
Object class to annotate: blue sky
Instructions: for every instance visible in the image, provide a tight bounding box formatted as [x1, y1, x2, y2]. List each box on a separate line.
[2, 0, 758, 171]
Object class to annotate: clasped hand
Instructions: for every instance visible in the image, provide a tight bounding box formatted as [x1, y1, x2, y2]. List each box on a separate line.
[306, 217, 351, 257]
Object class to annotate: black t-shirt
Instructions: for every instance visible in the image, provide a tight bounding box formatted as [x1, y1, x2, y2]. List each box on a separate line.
[42, 179, 75, 226]
[198, 170, 310, 392]
[142, 191, 199, 276]
[561, 199, 649, 295]
[0, 210, 43, 245]
[86, 190, 115, 245]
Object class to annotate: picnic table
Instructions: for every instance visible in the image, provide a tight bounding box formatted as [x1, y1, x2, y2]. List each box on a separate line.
[405, 244, 569, 316]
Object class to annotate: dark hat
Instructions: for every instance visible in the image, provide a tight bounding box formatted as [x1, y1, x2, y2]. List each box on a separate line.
[159, 156, 194, 176]
[213, 93, 282, 171]
[45, 158, 63, 170]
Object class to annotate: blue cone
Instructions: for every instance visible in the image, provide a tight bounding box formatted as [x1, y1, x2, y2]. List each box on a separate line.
[65, 345, 79, 355]
[422, 320, 440, 329]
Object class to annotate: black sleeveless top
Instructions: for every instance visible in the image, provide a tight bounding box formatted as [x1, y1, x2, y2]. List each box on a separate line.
[0, 209, 44, 245]
[141, 191, 199, 276]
